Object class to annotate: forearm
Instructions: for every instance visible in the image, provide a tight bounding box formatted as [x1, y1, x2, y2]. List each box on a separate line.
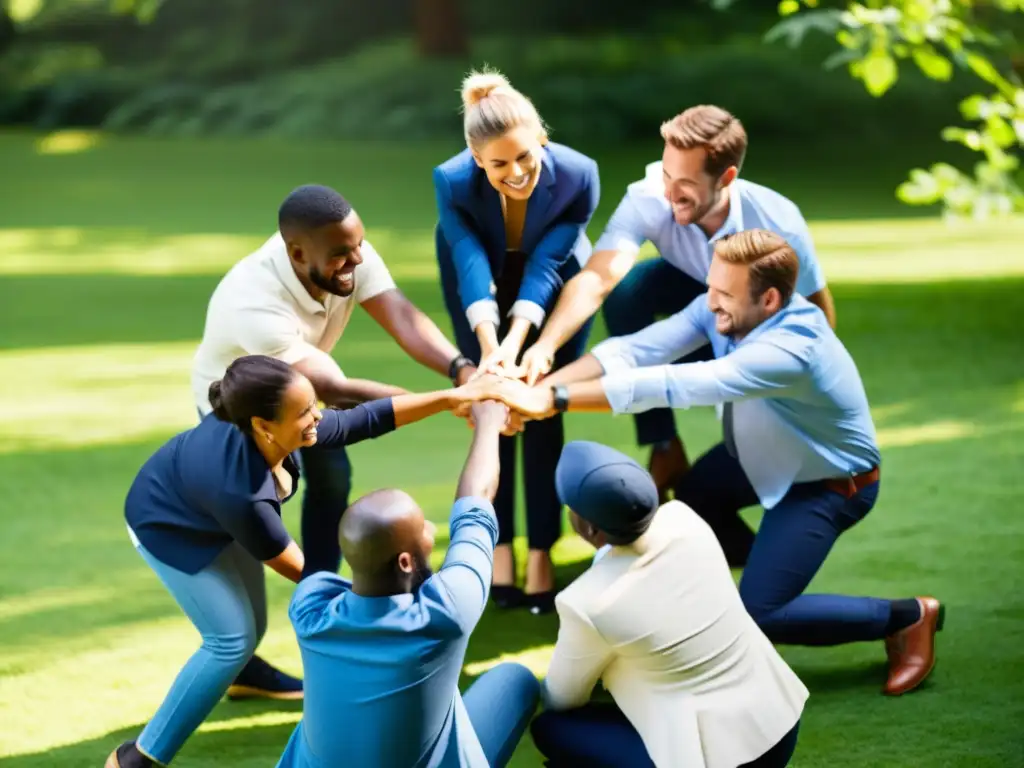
[501, 316, 532, 357]
[807, 287, 837, 328]
[543, 354, 606, 386]
[455, 419, 502, 501]
[562, 380, 614, 412]
[321, 377, 408, 408]
[535, 269, 608, 352]
[474, 321, 500, 356]
[390, 305, 462, 378]
[392, 389, 460, 428]
[264, 541, 304, 584]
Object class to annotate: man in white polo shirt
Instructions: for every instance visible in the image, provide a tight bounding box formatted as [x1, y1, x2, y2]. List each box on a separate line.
[514, 105, 836, 546]
[190, 184, 478, 699]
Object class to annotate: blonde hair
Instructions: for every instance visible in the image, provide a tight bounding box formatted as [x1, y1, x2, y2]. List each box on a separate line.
[714, 229, 799, 304]
[460, 68, 547, 150]
[660, 105, 747, 178]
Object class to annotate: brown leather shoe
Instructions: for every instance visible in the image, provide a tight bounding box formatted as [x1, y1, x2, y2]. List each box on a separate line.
[884, 596, 944, 695]
[104, 749, 120, 768]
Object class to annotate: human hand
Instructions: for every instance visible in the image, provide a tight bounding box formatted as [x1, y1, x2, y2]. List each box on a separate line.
[474, 340, 522, 380]
[513, 342, 555, 385]
[470, 400, 510, 432]
[473, 378, 557, 421]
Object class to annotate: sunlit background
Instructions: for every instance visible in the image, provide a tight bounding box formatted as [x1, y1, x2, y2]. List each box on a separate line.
[1, 1, 1022, 766]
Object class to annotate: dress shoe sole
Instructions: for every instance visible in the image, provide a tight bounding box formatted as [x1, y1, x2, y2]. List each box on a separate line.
[226, 684, 303, 701]
[104, 752, 121, 768]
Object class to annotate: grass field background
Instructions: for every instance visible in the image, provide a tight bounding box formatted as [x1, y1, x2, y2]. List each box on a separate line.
[1, 129, 1022, 766]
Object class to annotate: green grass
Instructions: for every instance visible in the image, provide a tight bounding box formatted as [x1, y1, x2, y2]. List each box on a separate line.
[0, 129, 1022, 767]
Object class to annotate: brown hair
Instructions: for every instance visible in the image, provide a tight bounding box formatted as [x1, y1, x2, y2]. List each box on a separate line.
[713, 229, 799, 305]
[660, 105, 747, 178]
[460, 68, 547, 151]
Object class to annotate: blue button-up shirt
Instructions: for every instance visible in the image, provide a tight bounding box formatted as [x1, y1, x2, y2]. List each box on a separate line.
[593, 164, 826, 297]
[276, 497, 499, 768]
[591, 295, 879, 509]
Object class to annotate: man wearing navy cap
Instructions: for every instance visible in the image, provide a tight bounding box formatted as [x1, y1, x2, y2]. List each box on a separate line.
[530, 440, 807, 768]
[490, 229, 943, 698]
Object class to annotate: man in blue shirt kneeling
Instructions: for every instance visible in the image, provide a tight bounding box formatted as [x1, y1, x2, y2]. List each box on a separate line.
[277, 400, 540, 768]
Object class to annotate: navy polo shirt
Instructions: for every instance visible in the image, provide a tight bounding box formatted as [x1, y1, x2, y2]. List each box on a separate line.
[125, 399, 396, 574]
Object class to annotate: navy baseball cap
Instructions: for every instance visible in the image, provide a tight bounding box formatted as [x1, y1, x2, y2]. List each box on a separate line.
[555, 441, 659, 540]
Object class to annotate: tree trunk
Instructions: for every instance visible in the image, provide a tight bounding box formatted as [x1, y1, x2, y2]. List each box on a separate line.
[0, 5, 16, 57]
[413, 0, 468, 58]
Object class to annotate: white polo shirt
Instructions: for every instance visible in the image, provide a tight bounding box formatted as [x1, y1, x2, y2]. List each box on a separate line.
[191, 232, 396, 414]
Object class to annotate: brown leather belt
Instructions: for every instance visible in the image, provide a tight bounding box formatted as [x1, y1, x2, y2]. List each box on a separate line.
[823, 466, 880, 498]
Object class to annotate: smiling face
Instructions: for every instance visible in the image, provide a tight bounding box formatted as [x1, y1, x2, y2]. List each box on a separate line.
[252, 374, 323, 455]
[473, 124, 544, 201]
[287, 211, 365, 299]
[661, 143, 737, 228]
[706, 256, 779, 340]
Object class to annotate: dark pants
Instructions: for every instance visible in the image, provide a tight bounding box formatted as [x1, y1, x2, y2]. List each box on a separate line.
[297, 443, 353, 574]
[531, 703, 800, 768]
[601, 257, 712, 446]
[437, 227, 593, 551]
[676, 444, 892, 645]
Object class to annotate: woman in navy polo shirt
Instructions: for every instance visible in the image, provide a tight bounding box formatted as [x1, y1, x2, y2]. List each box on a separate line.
[106, 354, 504, 768]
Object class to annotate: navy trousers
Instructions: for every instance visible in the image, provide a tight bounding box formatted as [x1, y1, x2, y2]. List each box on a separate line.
[436, 227, 593, 551]
[601, 257, 713, 447]
[297, 442, 352, 574]
[531, 704, 801, 767]
[676, 444, 892, 645]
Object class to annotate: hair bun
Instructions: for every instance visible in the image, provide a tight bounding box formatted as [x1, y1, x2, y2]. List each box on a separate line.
[208, 379, 231, 422]
[461, 70, 511, 109]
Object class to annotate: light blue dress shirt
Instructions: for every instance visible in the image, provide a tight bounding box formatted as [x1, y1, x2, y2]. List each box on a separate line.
[591, 295, 880, 509]
[276, 497, 498, 768]
[593, 164, 826, 297]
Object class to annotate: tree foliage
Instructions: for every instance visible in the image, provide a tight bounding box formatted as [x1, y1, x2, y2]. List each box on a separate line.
[763, 0, 1024, 219]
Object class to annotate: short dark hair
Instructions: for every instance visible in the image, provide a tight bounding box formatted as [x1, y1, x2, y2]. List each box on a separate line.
[714, 229, 799, 305]
[660, 105, 747, 178]
[208, 355, 297, 434]
[278, 184, 353, 233]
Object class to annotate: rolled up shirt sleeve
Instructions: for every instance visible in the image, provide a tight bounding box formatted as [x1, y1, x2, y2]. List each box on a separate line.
[600, 339, 808, 414]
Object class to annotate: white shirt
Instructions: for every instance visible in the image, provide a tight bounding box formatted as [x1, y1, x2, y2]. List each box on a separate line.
[593, 162, 826, 297]
[543, 501, 808, 768]
[191, 232, 396, 413]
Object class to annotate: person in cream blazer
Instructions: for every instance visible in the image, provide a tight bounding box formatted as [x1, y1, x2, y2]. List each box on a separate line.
[530, 440, 808, 768]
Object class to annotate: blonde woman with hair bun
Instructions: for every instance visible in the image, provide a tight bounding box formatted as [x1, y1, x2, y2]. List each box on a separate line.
[433, 67, 601, 614]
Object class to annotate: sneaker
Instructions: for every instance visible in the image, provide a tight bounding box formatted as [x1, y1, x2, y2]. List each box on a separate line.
[104, 741, 153, 768]
[226, 654, 303, 701]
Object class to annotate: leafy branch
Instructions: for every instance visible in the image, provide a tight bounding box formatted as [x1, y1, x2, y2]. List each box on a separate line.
[765, 0, 1024, 219]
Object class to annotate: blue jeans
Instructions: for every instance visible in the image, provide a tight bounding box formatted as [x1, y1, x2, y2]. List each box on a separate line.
[532, 704, 800, 767]
[436, 230, 593, 551]
[601, 257, 712, 446]
[676, 443, 891, 645]
[464, 662, 542, 767]
[132, 537, 266, 764]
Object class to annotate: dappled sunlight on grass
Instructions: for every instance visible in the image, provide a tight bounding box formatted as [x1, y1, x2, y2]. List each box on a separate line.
[0, 226, 436, 278]
[197, 711, 301, 734]
[876, 419, 974, 449]
[463, 643, 556, 679]
[0, 585, 117, 623]
[34, 130, 103, 156]
[0, 341, 200, 453]
[0, 603, 303, 758]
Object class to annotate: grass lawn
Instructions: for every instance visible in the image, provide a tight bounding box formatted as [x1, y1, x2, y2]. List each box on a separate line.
[0, 129, 1022, 767]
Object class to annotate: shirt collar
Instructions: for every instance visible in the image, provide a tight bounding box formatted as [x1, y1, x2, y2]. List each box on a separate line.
[269, 232, 328, 316]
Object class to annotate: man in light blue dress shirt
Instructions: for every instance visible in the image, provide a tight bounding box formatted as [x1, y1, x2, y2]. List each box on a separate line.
[515, 105, 836, 520]
[491, 229, 943, 697]
[276, 401, 540, 768]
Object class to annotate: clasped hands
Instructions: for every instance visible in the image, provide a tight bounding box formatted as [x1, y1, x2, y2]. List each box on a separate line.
[454, 340, 559, 435]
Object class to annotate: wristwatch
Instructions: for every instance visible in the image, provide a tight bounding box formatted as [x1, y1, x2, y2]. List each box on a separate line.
[552, 384, 570, 413]
[448, 355, 474, 383]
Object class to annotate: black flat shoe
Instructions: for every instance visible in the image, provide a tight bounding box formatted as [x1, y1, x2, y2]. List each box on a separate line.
[525, 590, 557, 615]
[491, 584, 525, 609]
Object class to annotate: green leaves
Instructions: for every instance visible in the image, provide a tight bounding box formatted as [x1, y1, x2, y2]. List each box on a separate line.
[760, 0, 1024, 220]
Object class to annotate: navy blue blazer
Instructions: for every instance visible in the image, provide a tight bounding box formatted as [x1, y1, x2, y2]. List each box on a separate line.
[433, 141, 600, 328]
